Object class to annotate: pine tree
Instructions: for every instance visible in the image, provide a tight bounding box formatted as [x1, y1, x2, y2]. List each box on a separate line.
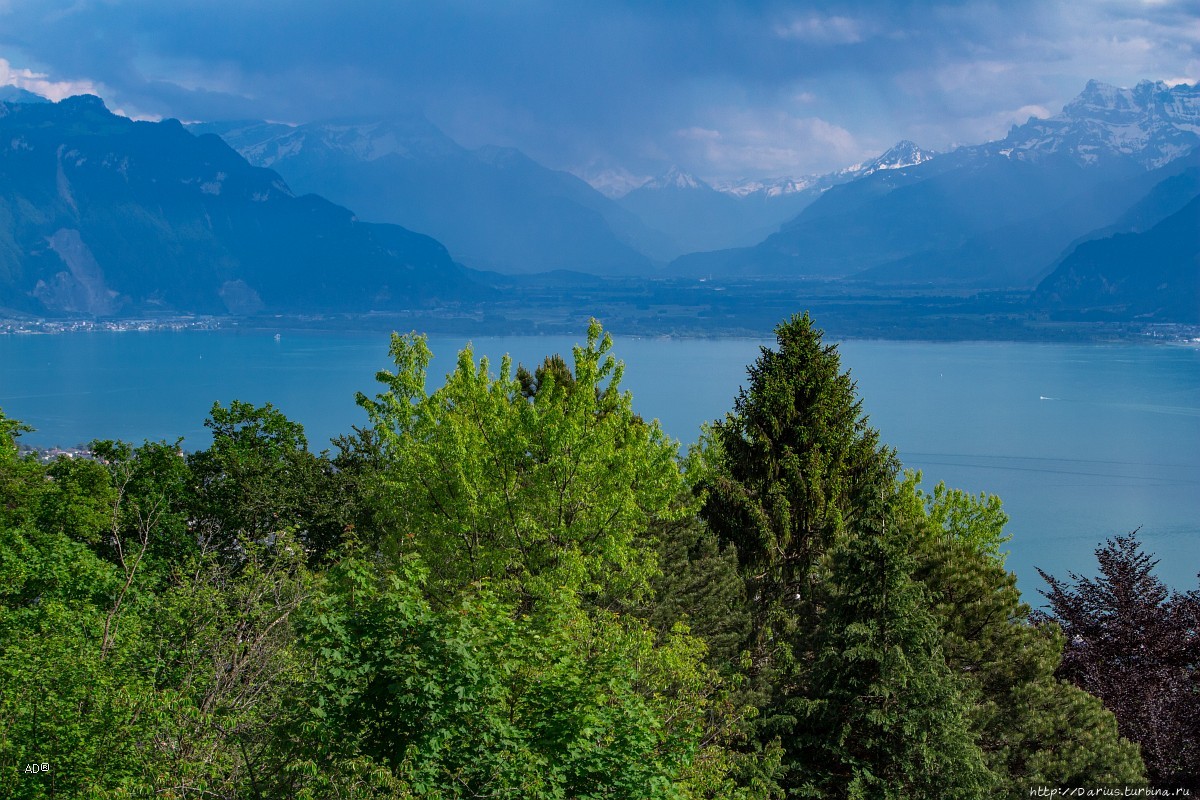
[700, 314, 977, 796]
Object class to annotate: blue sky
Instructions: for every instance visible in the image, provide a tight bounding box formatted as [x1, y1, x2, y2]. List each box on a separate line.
[1, 1, 1197, 185]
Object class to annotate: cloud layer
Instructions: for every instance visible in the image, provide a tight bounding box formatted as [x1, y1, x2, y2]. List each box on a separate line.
[0, 1, 1196, 181]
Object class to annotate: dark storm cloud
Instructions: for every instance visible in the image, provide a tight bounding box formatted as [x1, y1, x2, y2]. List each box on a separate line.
[0, 1, 1196, 180]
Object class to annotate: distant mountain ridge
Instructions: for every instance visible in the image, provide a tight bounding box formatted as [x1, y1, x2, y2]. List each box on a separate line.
[975, 80, 1200, 168]
[5, 78, 1194, 323]
[0, 86, 50, 105]
[0, 96, 488, 316]
[190, 117, 673, 274]
[671, 79, 1200, 297]
[1036, 192, 1200, 321]
[620, 141, 938, 256]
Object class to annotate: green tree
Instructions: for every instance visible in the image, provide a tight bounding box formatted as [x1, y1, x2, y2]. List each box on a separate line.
[900, 477, 1145, 790]
[0, 412, 160, 797]
[34, 456, 115, 547]
[289, 552, 736, 799]
[135, 529, 312, 798]
[188, 400, 354, 562]
[635, 514, 751, 672]
[920, 480, 1011, 566]
[91, 439, 193, 576]
[0, 409, 321, 798]
[1037, 532, 1197, 790]
[347, 323, 761, 796]
[357, 319, 688, 607]
[788, 511, 994, 799]
[701, 312, 898, 643]
[697, 313, 901, 788]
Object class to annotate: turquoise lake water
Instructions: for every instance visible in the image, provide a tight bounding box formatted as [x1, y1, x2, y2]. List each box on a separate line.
[2, 329, 1197, 597]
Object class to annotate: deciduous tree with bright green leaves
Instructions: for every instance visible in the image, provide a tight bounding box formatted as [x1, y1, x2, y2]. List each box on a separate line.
[290, 554, 737, 799]
[357, 319, 689, 607]
[347, 321, 757, 796]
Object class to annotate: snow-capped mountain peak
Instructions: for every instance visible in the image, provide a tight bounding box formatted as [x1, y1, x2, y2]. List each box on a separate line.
[866, 140, 935, 171]
[640, 166, 710, 191]
[988, 79, 1200, 168]
[707, 141, 933, 201]
[840, 140, 936, 177]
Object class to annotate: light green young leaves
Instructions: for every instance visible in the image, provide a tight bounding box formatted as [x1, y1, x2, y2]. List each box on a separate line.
[359, 319, 689, 605]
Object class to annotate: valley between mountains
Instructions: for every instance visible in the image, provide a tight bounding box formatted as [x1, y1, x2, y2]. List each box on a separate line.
[2, 78, 1198, 335]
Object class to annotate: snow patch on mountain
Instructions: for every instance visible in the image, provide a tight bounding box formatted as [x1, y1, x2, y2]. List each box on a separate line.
[639, 166, 711, 191]
[839, 140, 936, 177]
[578, 167, 652, 198]
[707, 141, 934, 200]
[983, 80, 1200, 168]
[713, 175, 817, 198]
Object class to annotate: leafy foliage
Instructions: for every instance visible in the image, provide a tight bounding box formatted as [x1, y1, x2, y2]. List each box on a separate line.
[292, 555, 729, 799]
[357, 319, 687, 606]
[1037, 531, 1199, 790]
[0, 315, 1173, 798]
[188, 400, 354, 562]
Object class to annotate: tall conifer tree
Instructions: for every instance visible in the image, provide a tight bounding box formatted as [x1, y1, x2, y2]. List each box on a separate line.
[788, 511, 993, 798]
[702, 312, 898, 645]
[699, 314, 990, 794]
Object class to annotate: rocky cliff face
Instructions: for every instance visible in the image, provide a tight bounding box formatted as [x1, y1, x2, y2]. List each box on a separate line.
[978, 80, 1200, 169]
[0, 96, 488, 317]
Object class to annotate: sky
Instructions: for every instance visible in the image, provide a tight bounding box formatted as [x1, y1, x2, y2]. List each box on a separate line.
[1, 1, 1197, 189]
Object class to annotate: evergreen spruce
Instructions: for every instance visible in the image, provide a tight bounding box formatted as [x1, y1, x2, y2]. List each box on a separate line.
[703, 312, 898, 623]
[788, 506, 993, 799]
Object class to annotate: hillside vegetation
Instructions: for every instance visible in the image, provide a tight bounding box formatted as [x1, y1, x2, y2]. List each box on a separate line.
[2, 316, 1196, 798]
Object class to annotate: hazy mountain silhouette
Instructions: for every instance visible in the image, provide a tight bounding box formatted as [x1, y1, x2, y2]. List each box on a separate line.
[0, 96, 489, 316]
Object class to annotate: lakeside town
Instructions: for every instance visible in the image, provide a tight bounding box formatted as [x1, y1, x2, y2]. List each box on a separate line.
[4, 311, 1200, 345]
[0, 315, 227, 335]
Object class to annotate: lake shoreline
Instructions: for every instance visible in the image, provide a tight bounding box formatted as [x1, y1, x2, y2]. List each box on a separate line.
[4, 277, 1199, 344]
[4, 310, 1199, 346]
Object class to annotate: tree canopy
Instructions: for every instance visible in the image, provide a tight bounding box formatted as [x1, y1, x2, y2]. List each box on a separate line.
[1, 313, 1178, 798]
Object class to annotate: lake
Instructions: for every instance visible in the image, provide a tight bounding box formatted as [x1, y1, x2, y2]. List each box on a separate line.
[2, 328, 1197, 597]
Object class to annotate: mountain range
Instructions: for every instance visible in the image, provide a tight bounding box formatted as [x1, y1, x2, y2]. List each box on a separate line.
[618, 141, 937, 255]
[0, 78, 1196, 323]
[188, 118, 672, 274]
[1034, 147, 1200, 321]
[0, 96, 488, 317]
[673, 81, 1200, 297]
